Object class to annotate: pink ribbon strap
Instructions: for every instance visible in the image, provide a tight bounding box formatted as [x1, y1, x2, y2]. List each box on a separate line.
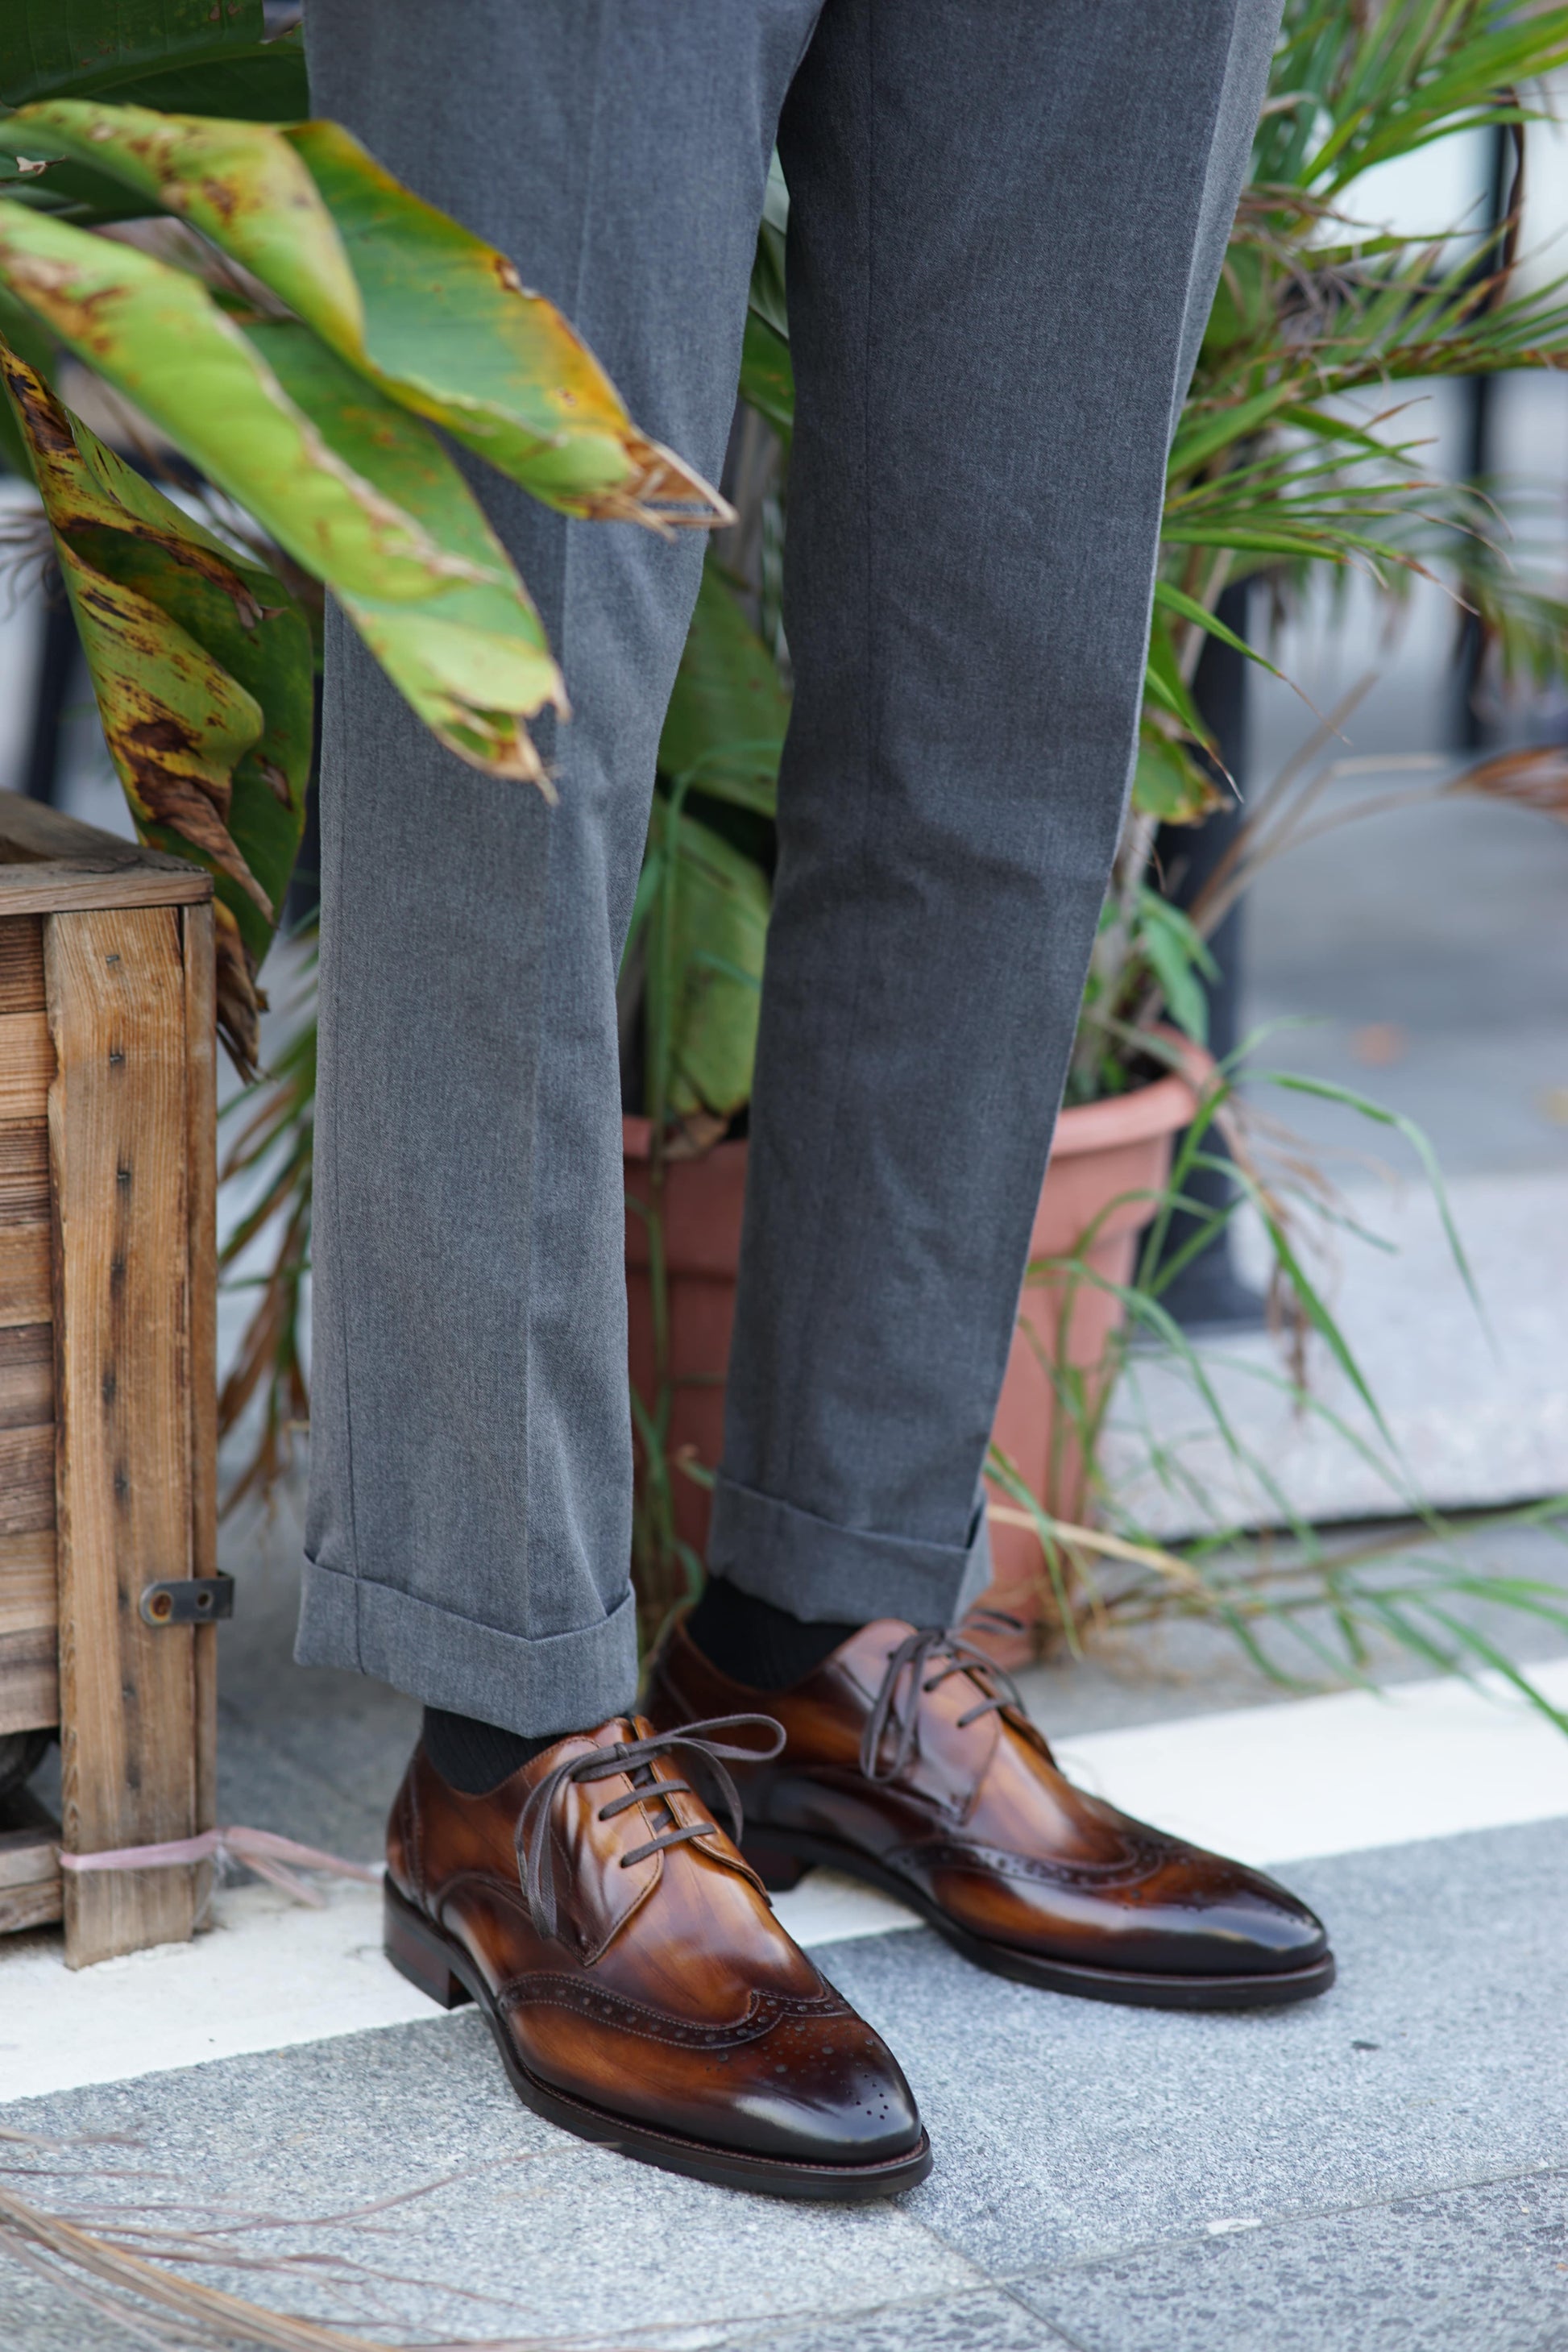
[58, 1827, 381, 1909]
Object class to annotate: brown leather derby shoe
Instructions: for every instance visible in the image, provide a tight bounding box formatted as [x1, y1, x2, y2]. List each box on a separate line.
[383, 1711, 931, 2198]
[646, 1618, 1334, 2012]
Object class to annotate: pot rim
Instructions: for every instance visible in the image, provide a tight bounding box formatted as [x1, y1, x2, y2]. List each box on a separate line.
[1049, 1031, 1210, 1160]
[622, 1032, 1213, 1167]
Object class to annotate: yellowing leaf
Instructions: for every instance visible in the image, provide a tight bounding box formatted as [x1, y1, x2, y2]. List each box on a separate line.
[21, 102, 367, 334]
[658, 558, 789, 815]
[1132, 724, 1224, 826]
[11, 99, 732, 525]
[0, 204, 565, 782]
[647, 800, 770, 1119]
[0, 341, 311, 1070]
[0, 0, 265, 110]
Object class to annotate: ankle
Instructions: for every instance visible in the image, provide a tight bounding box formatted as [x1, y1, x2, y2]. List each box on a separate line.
[685, 1578, 859, 1693]
[421, 1708, 565, 1796]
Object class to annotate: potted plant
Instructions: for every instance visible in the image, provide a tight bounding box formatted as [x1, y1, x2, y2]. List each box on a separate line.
[620, 0, 1568, 1651]
[13, 2, 1568, 1706]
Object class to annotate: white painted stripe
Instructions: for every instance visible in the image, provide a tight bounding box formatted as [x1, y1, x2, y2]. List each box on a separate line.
[5, 1657, 1567, 2104]
[1, 1881, 429, 2103]
[1053, 1653, 1568, 1870]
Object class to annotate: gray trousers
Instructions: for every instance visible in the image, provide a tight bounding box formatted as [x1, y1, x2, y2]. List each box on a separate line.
[297, 0, 1281, 1737]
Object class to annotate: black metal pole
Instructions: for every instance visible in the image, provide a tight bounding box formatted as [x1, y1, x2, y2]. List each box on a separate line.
[1456, 118, 1515, 750]
[1150, 579, 1264, 1331]
[20, 595, 79, 806]
[284, 670, 325, 929]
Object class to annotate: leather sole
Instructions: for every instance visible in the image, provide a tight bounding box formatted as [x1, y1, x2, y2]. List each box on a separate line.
[383, 1880, 933, 2200]
[741, 1827, 1337, 2012]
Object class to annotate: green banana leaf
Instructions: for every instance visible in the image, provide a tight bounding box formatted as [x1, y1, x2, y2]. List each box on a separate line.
[0, 342, 309, 1072]
[0, 0, 268, 108]
[0, 4, 307, 222]
[738, 313, 794, 444]
[92, 39, 306, 121]
[0, 153, 176, 229]
[0, 280, 52, 473]
[0, 203, 566, 782]
[1132, 722, 1224, 826]
[10, 100, 731, 528]
[658, 558, 790, 817]
[644, 799, 770, 1121]
[247, 317, 570, 778]
[1, 56, 312, 225]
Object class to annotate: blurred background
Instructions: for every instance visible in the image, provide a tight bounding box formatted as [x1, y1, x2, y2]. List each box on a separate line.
[2, 80, 1568, 1809]
[1242, 104, 1568, 1182]
[4, 112, 1566, 1171]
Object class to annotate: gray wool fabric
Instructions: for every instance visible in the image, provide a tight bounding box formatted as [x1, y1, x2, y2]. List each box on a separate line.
[297, 0, 1284, 1736]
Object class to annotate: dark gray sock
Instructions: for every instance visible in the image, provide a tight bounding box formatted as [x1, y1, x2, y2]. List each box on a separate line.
[421, 1708, 564, 1796]
[685, 1577, 859, 1692]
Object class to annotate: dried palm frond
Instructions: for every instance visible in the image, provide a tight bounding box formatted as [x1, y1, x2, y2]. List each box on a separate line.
[1445, 741, 1568, 820]
[217, 964, 315, 1508]
[0, 2163, 624, 2352]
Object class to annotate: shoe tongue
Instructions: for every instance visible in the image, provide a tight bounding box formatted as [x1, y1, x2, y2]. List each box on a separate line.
[589, 1714, 646, 1752]
[520, 1715, 817, 1984]
[514, 1718, 668, 1960]
[516, 1715, 645, 1790]
[833, 1620, 921, 1693]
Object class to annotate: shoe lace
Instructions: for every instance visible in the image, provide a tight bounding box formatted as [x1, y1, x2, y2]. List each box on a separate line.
[516, 1715, 786, 1940]
[860, 1614, 1027, 1784]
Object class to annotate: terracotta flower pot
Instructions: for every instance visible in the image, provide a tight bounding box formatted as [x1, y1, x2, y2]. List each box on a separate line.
[624, 1117, 749, 1577]
[978, 1050, 1203, 1653]
[624, 1043, 1205, 1641]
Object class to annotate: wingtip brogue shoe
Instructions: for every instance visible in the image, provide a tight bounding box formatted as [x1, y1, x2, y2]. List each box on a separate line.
[383, 1712, 931, 2198]
[646, 1616, 1334, 2012]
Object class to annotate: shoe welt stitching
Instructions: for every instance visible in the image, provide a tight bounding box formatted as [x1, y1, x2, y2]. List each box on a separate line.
[890, 1834, 1175, 1890]
[492, 1972, 854, 2050]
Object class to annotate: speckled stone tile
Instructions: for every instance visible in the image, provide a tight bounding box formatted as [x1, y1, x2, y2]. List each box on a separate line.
[0, 2010, 981, 2348]
[824, 1819, 1568, 2275]
[1015, 2167, 1568, 2352]
[3, 1819, 1566, 2350]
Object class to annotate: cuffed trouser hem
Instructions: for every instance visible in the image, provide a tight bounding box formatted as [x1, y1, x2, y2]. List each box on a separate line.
[294, 1558, 641, 1740]
[706, 1473, 993, 1629]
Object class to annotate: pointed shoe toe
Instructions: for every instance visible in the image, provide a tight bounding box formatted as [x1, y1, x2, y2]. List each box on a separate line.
[997, 1845, 1335, 2003]
[384, 1719, 931, 2199]
[717, 2003, 925, 2169]
[647, 1618, 1336, 2013]
[1188, 1863, 1331, 1975]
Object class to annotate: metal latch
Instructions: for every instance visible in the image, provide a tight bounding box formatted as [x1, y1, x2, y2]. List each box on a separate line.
[139, 1574, 235, 1628]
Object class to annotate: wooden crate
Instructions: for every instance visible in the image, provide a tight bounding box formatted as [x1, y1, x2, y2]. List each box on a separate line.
[0, 792, 218, 1967]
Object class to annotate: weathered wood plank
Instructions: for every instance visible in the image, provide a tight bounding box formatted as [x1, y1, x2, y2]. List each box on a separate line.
[0, 1325, 52, 1429]
[0, 1123, 51, 1222]
[0, 915, 44, 1014]
[184, 903, 218, 1854]
[0, 862, 211, 917]
[0, 1528, 56, 1632]
[0, 1481, 57, 1736]
[0, 1424, 54, 1535]
[0, 1224, 51, 1330]
[0, 1013, 56, 1125]
[48, 904, 198, 1966]
[0, 794, 197, 874]
[0, 1623, 57, 1733]
[0, 1821, 60, 1894]
[0, 1872, 62, 1934]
